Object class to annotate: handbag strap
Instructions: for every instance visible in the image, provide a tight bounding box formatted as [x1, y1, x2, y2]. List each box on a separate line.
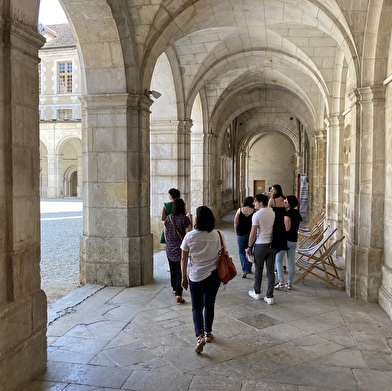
[169, 215, 183, 241]
[217, 230, 224, 249]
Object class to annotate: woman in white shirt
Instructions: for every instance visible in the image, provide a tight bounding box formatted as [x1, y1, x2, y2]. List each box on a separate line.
[181, 206, 226, 353]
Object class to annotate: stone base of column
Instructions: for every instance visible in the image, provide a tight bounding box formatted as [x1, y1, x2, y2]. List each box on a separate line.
[379, 266, 392, 320]
[0, 291, 47, 391]
[80, 234, 154, 287]
[346, 243, 383, 302]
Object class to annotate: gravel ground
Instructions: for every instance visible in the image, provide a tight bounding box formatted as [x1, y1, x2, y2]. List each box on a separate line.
[40, 199, 83, 306]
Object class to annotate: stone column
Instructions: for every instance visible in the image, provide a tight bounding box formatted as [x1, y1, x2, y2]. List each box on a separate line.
[312, 129, 327, 212]
[325, 115, 344, 234]
[77, 155, 82, 197]
[238, 150, 246, 205]
[177, 120, 192, 201]
[0, 15, 47, 391]
[294, 152, 301, 195]
[190, 132, 205, 213]
[348, 85, 385, 302]
[380, 79, 392, 318]
[46, 153, 63, 198]
[208, 133, 219, 214]
[150, 119, 192, 247]
[79, 93, 153, 287]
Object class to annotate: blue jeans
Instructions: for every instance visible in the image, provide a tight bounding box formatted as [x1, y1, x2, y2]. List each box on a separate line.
[189, 270, 221, 336]
[237, 234, 252, 273]
[275, 241, 297, 284]
[253, 244, 276, 298]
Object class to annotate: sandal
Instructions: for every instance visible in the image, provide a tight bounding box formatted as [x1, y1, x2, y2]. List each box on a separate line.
[274, 282, 285, 290]
[286, 283, 293, 290]
[195, 335, 206, 353]
[204, 332, 214, 343]
[176, 296, 185, 303]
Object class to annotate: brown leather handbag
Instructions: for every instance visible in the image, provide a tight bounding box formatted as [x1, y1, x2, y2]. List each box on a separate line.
[216, 231, 237, 284]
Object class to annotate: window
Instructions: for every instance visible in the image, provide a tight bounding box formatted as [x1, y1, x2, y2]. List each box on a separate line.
[58, 61, 73, 93]
[57, 109, 72, 120]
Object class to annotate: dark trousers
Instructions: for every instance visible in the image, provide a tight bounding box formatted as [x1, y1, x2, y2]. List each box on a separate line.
[168, 259, 183, 296]
[253, 244, 276, 298]
[189, 269, 221, 336]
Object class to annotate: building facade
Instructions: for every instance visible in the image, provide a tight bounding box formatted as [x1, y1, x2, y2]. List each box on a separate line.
[1, 1, 392, 389]
[39, 24, 82, 198]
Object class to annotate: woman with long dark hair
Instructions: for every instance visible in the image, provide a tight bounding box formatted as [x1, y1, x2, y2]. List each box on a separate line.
[268, 184, 286, 213]
[181, 206, 226, 353]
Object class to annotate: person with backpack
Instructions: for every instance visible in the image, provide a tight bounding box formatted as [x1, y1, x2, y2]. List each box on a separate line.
[164, 198, 192, 303]
[246, 193, 276, 304]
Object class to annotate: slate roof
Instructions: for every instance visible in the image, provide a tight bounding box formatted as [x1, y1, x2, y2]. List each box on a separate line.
[41, 23, 75, 50]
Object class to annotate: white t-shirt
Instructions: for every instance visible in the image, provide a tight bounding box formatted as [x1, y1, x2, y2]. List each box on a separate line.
[181, 229, 226, 282]
[252, 207, 275, 244]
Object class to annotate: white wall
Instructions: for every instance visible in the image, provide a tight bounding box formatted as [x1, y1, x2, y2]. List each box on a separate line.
[248, 132, 296, 197]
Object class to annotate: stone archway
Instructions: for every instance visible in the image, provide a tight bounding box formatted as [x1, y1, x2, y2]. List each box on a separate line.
[4, 1, 392, 390]
[63, 165, 78, 197]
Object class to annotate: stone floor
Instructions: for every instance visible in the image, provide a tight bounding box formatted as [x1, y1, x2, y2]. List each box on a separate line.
[24, 212, 392, 390]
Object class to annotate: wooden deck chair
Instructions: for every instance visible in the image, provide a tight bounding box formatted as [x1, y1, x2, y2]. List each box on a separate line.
[298, 211, 326, 247]
[296, 226, 337, 259]
[298, 218, 326, 247]
[298, 210, 325, 234]
[294, 236, 345, 291]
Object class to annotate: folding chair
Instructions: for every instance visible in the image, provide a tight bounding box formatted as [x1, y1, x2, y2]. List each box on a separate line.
[298, 211, 326, 247]
[294, 235, 345, 291]
[298, 210, 325, 234]
[296, 226, 337, 259]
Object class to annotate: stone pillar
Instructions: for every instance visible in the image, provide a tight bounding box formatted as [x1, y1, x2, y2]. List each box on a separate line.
[0, 15, 47, 391]
[79, 93, 153, 287]
[325, 115, 344, 235]
[150, 119, 192, 247]
[177, 120, 192, 201]
[294, 152, 301, 195]
[190, 132, 205, 213]
[312, 129, 327, 212]
[380, 79, 392, 318]
[348, 86, 385, 302]
[208, 133, 219, 215]
[46, 153, 63, 198]
[238, 151, 246, 205]
[77, 155, 82, 197]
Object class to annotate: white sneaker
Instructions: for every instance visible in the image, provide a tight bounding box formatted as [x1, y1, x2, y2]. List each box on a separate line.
[248, 290, 262, 300]
[264, 296, 274, 305]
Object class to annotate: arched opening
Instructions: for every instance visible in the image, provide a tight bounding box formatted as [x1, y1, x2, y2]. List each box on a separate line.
[63, 166, 78, 197]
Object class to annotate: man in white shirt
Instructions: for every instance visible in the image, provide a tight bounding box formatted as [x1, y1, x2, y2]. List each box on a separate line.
[246, 193, 276, 304]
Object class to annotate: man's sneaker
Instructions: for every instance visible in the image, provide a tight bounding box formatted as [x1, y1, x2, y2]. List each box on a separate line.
[248, 290, 262, 300]
[264, 296, 274, 305]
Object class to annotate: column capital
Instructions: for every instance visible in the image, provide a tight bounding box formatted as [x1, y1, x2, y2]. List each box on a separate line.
[324, 114, 344, 129]
[178, 119, 193, 132]
[315, 128, 326, 141]
[353, 84, 386, 103]
[80, 93, 153, 111]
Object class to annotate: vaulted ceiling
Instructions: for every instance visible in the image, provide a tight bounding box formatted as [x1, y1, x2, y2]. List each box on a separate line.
[59, 0, 365, 142]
